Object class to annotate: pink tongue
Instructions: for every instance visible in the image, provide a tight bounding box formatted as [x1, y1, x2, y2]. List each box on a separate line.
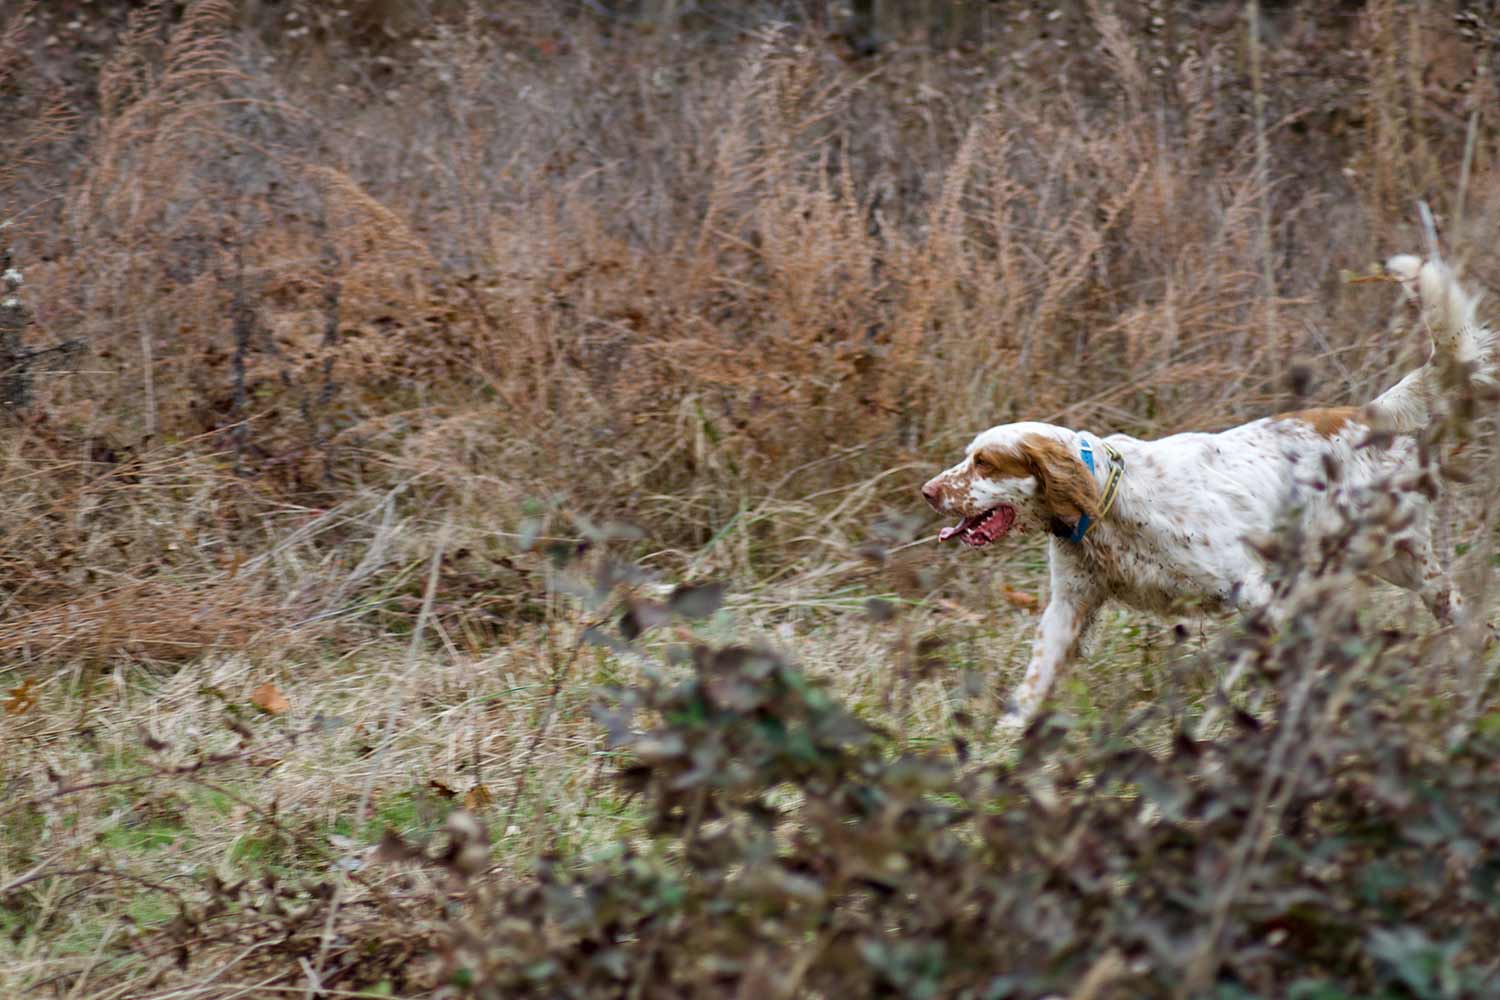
[939, 521, 964, 542]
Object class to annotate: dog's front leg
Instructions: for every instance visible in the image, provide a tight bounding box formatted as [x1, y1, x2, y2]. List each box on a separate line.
[1000, 568, 1104, 730]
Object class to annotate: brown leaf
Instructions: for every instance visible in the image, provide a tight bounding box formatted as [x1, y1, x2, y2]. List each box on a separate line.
[373, 828, 420, 864]
[1002, 586, 1039, 611]
[250, 682, 290, 715]
[932, 598, 983, 625]
[428, 779, 457, 800]
[4, 678, 38, 715]
[464, 783, 494, 810]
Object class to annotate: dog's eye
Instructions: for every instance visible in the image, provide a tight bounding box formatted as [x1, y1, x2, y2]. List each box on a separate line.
[972, 454, 993, 474]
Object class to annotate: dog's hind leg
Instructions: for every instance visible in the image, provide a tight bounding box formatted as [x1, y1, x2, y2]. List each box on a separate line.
[1372, 535, 1465, 625]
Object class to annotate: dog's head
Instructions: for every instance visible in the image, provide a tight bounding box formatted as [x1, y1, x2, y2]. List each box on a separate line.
[920, 423, 1099, 547]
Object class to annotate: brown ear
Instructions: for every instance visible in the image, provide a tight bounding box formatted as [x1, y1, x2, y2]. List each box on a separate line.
[1019, 435, 1099, 521]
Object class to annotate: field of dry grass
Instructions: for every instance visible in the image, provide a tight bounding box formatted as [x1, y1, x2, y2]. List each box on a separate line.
[3, 1, 1500, 996]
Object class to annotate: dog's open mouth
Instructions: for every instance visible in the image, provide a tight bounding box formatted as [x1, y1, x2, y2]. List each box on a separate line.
[938, 505, 1016, 547]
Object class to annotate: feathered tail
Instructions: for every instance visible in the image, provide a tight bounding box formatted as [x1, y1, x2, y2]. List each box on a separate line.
[1364, 255, 1495, 434]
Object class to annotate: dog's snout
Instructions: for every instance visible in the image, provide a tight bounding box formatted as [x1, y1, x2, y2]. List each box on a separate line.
[921, 479, 943, 511]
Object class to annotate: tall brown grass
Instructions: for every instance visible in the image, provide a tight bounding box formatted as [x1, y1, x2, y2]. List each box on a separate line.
[0, 0, 1491, 654]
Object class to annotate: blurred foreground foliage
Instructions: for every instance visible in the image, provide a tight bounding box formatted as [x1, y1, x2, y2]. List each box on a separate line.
[432, 524, 1500, 998]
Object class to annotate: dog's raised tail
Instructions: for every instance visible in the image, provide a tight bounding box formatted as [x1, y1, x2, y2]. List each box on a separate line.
[1364, 255, 1495, 434]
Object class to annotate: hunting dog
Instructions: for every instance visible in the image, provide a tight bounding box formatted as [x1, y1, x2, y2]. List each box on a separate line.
[921, 255, 1493, 726]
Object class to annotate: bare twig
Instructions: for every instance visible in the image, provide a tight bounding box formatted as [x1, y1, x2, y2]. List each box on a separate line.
[1247, 0, 1281, 400]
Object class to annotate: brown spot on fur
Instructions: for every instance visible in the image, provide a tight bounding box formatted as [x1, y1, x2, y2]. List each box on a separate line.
[1273, 405, 1362, 438]
[975, 435, 1101, 521]
[925, 469, 974, 512]
[971, 446, 1034, 482]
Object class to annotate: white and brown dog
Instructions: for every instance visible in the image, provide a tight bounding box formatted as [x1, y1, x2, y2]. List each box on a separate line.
[921, 256, 1493, 726]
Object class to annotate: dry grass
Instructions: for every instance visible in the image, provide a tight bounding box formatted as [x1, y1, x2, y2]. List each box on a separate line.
[2, 0, 1499, 995]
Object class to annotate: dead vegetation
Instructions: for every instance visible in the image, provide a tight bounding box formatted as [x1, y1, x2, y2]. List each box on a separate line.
[2, 1, 1499, 996]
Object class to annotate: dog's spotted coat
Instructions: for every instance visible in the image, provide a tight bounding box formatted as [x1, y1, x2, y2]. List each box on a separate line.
[921, 256, 1494, 726]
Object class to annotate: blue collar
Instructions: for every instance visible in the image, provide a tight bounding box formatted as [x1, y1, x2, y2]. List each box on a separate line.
[1069, 437, 1125, 543]
[1069, 441, 1098, 543]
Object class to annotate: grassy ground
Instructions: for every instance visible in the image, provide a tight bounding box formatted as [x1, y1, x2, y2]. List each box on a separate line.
[4, 507, 1485, 996]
